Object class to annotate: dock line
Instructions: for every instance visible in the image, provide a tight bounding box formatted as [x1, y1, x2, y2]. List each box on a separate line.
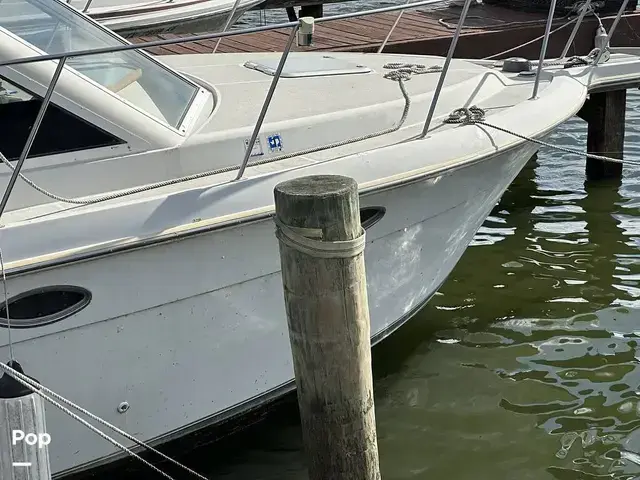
[0, 361, 209, 480]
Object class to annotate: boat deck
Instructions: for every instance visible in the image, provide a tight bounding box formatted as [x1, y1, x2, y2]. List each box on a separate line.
[132, 4, 640, 59]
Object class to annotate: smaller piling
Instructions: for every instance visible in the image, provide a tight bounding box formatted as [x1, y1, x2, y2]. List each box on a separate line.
[0, 361, 51, 480]
[579, 90, 627, 180]
[299, 4, 323, 17]
[274, 175, 381, 480]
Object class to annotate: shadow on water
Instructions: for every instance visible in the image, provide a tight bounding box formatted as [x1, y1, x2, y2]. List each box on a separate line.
[81, 96, 640, 480]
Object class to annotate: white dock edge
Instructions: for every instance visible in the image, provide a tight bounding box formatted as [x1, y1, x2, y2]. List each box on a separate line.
[0, 362, 51, 480]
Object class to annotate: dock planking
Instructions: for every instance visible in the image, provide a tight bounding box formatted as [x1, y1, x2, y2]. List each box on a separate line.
[133, 4, 640, 60]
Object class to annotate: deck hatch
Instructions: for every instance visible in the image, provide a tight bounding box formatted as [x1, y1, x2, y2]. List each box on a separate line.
[244, 54, 372, 78]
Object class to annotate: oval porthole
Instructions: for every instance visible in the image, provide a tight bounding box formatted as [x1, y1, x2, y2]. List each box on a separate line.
[0, 285, 92, 329]
[360, 206, 386, 230]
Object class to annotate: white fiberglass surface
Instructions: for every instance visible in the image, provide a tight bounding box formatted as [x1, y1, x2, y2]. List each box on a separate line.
[0, 0, 199, 129]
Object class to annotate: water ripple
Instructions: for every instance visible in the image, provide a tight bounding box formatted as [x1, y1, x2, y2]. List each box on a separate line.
[382, 90, 640, 480]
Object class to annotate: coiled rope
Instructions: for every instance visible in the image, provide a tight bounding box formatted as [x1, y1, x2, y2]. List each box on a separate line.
[443, 105, 638, 166]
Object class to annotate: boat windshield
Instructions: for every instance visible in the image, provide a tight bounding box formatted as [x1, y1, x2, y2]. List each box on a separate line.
[0, 0, 200, 129]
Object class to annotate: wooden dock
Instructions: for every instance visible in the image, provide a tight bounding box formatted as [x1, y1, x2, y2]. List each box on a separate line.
[133, 4, 640, 59]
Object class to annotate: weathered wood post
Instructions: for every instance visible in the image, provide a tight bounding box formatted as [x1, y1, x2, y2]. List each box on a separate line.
[578, 90, 626, 180]
[273, 175, 381, 480]
[0, 361, 52, 480]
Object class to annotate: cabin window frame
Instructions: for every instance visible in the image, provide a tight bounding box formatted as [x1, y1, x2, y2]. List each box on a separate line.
[0, 0, 207, 133]
[0, 74, 127, 162]
[0, 285, 92, 329]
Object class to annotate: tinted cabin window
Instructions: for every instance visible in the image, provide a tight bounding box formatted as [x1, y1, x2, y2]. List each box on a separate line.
[0, 77, 123, 161]
[0, 285, 92, 328]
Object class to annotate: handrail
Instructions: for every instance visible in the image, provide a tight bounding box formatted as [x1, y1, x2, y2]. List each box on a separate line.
[235, 23, 299, 180]
[212, 0, 244, 54]
[419, 0, 473, 138]
[377, 0, 411, 53]
[0, 57, 66, 219]
[593, 0, 631, 65]
[0, 0, 444, 68]
[0, 0, 627, 209]
[0, 0, 444, 204]
[530, 0, 557, 99]
[560, 0, 592, 58]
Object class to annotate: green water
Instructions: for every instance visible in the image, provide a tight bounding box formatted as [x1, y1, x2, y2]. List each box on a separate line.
[157, 90, 640, 480]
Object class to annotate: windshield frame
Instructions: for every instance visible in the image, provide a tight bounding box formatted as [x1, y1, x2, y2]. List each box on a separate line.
[0, 0, 205, 133]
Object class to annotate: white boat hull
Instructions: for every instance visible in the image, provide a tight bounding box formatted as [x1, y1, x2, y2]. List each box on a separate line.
[0, 142, 537, 477]
[90, 0, 257, 38]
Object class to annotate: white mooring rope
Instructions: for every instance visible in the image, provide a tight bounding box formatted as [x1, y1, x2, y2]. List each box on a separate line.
[274, 217, 366, 259]
[443, 105, 639, 166]
[0, 359, 209, 480]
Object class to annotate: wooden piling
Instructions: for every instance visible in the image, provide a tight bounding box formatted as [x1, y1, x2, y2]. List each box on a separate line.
[0, 361, 52, 480]
[299, 3, 323, 17]
[273, 175, 381, 480]
[578, 90, 627, 180]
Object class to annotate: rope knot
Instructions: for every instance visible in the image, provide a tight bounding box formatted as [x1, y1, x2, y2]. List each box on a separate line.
[382, 63, 443, 81]
[443, 106, 486, 124]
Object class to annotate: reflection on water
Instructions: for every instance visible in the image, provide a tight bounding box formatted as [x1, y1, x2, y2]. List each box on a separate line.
[101, 91, 640, 480]
[369, 89, 640, 480]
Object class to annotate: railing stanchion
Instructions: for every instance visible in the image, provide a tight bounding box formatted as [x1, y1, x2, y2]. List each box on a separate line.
[530, 0, 557, 99]
[593, 0, 630, 65]
[377, 0, 411, 53]
[560, 0, 591, 58]
[82, 0, 94, 13]
[212, 0, 244, 54]
[0, 0, 447, 68]
[0, 57, 67, 219]
[234, 23, 300, 181]
[419, 0, 473, 138]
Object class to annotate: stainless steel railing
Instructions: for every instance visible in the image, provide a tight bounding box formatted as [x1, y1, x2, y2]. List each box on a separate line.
[235, 24, 300, 180]
[594, 0, 631, 64]
[530, 0, 558, 99]
[0, 0, 444, 67]
[419, 0, 473, 138]
[0, 57, 66, 218]
[560, 0, 592, 58]
[0, 0, 444, 203]
[0, 0, 634, 210]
